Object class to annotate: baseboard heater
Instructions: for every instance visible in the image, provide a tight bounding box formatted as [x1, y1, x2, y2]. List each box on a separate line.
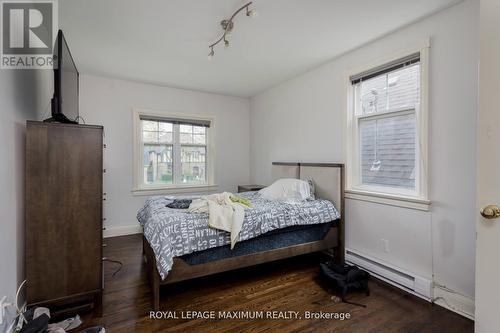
[345, 249, 432, 300]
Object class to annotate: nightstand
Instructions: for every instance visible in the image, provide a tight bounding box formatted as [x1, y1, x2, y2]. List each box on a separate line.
[238, 185, 266, 193]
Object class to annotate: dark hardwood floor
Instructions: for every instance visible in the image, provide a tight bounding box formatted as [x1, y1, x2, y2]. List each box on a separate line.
[79, 234, 473, 333]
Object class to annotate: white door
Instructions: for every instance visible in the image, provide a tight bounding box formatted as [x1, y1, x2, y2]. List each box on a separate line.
[475, 0, 500, 331]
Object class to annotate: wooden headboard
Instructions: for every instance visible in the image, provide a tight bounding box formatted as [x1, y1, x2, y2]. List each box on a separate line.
[271, 162, 345, 216]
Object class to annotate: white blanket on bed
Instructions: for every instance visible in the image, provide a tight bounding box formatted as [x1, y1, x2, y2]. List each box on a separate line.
[187, 192, 246, 248]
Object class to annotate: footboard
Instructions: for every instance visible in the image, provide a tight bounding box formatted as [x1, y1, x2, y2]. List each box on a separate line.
[143, 221, 341, 310]
[143, 236, 161, 310]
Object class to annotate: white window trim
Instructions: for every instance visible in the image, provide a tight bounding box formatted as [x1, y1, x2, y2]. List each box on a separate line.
[132, 108, 217, 196]
[344, 39, 430, 211]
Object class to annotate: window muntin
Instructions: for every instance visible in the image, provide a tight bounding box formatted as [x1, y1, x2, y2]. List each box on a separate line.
[180, 124, 206, 144]
[353, 62, 421, 193]
[142, 120, 173, 144]
[139, 118, 209, 188]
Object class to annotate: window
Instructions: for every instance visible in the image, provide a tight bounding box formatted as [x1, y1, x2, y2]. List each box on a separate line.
[142, 120, 174, 186]
[133, 110, 215, 194]
[346, 47, 429, 208]
[179, 124, 207, 185]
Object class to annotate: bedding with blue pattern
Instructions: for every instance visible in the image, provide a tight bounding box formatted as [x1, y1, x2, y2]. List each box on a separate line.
[137, 191, 340, 280]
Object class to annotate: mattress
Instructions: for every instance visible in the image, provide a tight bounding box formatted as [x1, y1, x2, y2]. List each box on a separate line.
[180, 221, 335, 265]
[137, 191, 340, 280]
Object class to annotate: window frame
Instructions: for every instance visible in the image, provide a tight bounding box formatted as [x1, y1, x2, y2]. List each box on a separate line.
[132, 108, 217, 195]
[344, 40, 430, 210]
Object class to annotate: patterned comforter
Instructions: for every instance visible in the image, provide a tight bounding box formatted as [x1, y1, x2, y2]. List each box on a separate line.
[137, 191, 340, 280]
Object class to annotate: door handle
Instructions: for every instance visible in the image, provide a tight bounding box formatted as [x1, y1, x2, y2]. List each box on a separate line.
[480, 205, 500, 219]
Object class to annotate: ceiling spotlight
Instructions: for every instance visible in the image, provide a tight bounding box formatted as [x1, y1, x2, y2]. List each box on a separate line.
[208, 2, 256, 59]
[246, 8, 258, 18]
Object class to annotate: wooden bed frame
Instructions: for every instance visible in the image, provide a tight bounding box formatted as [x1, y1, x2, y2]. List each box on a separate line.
[143, 162, 345, 310]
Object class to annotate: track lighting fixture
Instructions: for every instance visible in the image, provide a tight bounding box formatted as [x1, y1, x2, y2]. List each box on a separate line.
[246, 7, 257, 18]
[208, 2, 257, 59]
[208, 46, 215, 60]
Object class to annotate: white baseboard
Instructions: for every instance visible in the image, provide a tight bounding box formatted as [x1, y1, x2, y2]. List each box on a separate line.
[346, 249, 474, 320]
[103, 225, 142, 238]
[433, 286, 475, 320]
[345, 248, 432, 301]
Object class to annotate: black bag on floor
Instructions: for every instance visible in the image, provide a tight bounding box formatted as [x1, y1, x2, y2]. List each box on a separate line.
[320, 262, 370, 307]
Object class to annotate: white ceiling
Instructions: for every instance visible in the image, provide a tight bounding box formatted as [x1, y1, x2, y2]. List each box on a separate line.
[60, 0, 461, 97]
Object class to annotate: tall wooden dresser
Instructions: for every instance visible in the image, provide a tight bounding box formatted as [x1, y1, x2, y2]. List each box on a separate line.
[25, 121, 103, 315]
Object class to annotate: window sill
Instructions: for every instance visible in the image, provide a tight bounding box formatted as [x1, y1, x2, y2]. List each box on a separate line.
[345, 189, 431, 211]
[132, 184, 218, 196]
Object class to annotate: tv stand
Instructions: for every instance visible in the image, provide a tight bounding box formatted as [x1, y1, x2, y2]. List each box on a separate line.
[26, 121, 103, 317]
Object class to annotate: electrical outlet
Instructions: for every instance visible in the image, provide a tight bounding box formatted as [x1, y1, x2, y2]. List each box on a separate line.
[381, 239, 390, 253]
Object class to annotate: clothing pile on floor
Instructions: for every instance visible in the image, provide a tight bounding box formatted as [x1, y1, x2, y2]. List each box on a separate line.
[18, 307, 104, 333]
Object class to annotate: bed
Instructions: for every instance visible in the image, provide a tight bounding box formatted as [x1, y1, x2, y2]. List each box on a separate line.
[140, 162, 345, 310]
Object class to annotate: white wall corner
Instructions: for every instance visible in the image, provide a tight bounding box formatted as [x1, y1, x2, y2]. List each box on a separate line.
[104, 225, 143, 238]
[433, 287, 475, 320]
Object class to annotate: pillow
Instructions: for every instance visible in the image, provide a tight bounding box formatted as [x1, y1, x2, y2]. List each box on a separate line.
[306, 178, 316, 200]
[259, 178, 311, 202]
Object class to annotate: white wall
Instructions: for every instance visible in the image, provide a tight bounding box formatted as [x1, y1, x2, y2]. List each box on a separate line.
[1, 1, 478, 328]
[0, 69, 52, 331]
[79, 75, 251, 235]
[250, 0, 478, 315]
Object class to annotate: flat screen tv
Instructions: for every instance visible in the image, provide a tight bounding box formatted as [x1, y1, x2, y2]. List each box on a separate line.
[50, 30, 79, 124]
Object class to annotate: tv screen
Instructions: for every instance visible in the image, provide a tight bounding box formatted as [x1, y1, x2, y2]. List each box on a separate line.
[52, 30, 79, 123]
